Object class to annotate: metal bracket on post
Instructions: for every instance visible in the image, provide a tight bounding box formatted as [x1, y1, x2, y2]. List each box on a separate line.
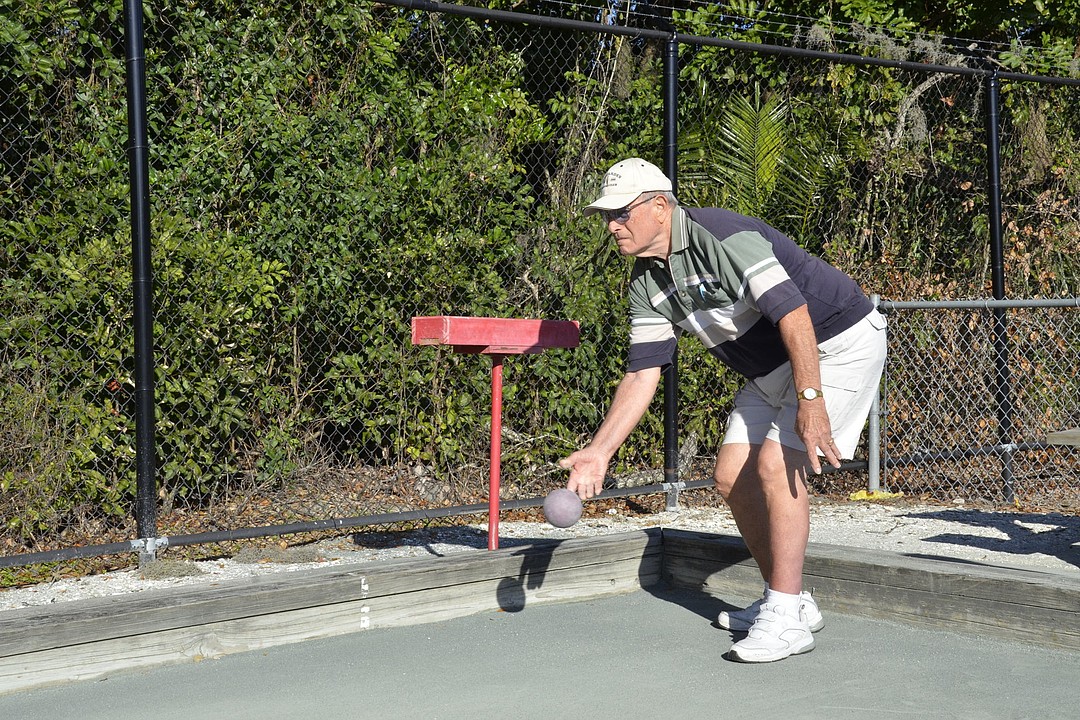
[662, 481, 685, 512]
[131, 536, 170, 566]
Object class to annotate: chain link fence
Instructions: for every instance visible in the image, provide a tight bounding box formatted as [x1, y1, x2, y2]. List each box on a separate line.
[881, 301, 1080, 508]
[2, 1, 1079, 562]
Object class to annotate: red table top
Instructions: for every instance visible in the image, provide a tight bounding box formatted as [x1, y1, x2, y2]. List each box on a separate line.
[411, 316, 580, 355]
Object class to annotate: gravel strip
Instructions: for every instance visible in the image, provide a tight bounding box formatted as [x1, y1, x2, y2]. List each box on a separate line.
[2, 499, 1077, 613]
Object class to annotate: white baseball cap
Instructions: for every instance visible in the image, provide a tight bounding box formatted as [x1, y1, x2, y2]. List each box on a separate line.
[583, 158, 673, 217]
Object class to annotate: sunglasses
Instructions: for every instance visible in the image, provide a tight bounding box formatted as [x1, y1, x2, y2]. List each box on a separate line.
[600, 195, 655, 224]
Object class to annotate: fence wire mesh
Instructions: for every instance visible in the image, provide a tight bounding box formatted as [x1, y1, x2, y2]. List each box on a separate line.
[882, 303, 1080, 508]
[2, 1, 1079, 561]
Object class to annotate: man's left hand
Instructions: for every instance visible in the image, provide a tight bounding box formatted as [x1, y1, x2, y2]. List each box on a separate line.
[796, 398, 841, 474]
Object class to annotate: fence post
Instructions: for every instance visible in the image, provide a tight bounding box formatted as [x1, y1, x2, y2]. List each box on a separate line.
[984, 72, 1015, 503]
[662, 35, 682, 511]
[868, 295, 882, 493]
[124, 0, 159, 558]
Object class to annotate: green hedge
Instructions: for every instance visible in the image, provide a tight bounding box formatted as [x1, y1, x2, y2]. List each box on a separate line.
[2, 1, 1078, 538]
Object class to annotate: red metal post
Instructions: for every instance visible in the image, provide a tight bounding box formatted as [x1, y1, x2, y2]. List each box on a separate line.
[488, 355, 504, 549]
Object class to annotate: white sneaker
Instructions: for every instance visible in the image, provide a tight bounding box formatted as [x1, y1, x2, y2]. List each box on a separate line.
[717, 590, 825, 633]
[726, 603, 816, 663]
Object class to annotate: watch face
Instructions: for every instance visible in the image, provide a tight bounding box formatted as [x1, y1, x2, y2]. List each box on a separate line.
[801, 388, 819, 400]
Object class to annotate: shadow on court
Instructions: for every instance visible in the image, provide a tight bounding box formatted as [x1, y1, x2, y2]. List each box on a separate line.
[903, 508, 1080, 571]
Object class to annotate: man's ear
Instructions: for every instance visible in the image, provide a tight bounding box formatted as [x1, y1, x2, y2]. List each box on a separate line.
[656, 194, 673, 219]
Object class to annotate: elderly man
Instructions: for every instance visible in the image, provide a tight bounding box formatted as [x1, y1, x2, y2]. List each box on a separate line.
[560, 158, 886, 663]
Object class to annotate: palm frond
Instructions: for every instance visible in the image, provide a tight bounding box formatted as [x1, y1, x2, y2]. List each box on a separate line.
[679, 85, 837, 242]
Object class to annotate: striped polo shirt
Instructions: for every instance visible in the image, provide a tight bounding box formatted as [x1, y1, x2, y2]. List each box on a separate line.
[627, 206, 873, 378]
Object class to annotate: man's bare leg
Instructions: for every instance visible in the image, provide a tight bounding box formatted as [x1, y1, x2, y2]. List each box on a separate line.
[714, 440, 810, 595]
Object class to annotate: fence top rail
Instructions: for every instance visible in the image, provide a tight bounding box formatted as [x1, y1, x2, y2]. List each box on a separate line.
[880, 298, 1080, 311]
[382, 0, 1080, 87]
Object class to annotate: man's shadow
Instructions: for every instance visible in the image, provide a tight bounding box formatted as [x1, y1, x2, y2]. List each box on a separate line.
[639, 532, 756, 636]
[901, 508, 1080, 572]
[495, 539, 564, 612]
[345, 523, 758, 621]
[345, 525, 562, 613]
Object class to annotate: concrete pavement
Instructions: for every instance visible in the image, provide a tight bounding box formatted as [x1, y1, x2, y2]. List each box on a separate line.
[2, 585, 1077, 719]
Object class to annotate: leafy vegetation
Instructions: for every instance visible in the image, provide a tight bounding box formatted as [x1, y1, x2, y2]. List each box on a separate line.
[1, 0, 1078, 543]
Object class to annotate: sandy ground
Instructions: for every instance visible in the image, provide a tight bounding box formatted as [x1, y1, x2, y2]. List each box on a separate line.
[2, 497, 1078, 612]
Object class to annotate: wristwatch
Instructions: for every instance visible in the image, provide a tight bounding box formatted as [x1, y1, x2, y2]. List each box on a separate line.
[798, 387, 823, 401]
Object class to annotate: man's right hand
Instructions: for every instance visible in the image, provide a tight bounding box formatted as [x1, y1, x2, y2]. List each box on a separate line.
[558, 446, 610, 500]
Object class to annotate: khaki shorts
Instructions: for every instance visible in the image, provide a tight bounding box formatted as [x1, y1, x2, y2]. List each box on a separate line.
[722, 309, 887, 458]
